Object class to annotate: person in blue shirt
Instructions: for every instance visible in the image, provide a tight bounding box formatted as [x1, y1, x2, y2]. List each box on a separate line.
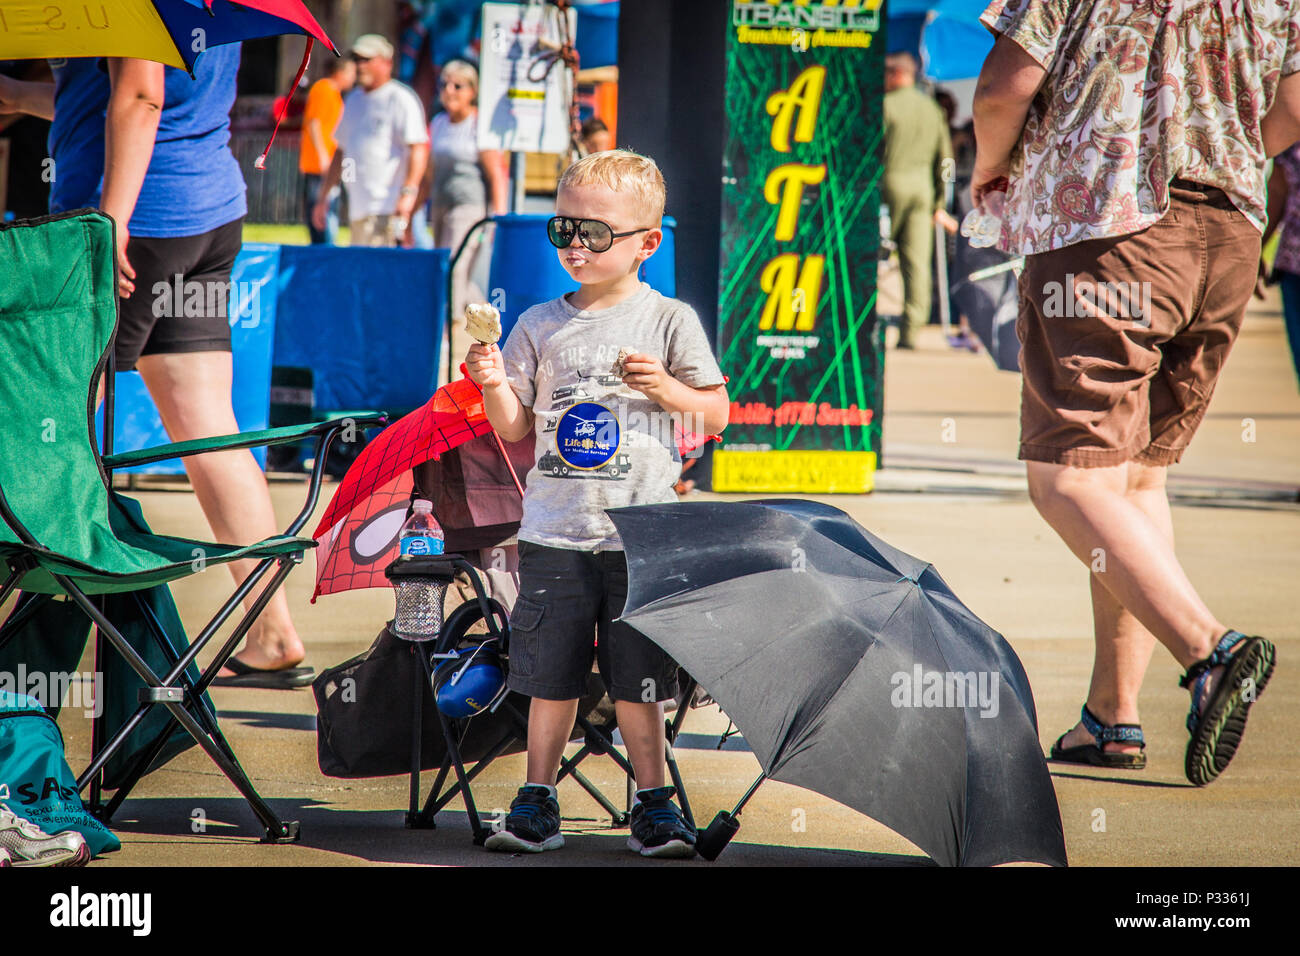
[19, 49, 313, 688]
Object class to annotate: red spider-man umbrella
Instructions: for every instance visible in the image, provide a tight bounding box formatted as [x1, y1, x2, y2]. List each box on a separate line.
[311, 377, 502, 600]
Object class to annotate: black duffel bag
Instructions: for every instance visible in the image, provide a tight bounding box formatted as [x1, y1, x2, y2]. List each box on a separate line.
[313, 599, 608, 779]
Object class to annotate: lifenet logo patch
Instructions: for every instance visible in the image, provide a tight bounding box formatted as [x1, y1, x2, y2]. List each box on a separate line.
[555, 402, 620, 469]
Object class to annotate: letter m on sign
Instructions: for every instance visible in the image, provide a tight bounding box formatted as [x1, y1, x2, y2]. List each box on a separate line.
[759, 253, 825, 331]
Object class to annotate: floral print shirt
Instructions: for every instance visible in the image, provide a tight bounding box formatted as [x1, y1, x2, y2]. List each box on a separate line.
[981, 0, 1300, 255]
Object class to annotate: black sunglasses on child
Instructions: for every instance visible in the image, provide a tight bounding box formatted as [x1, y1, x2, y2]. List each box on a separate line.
[546, 216, 651, 253]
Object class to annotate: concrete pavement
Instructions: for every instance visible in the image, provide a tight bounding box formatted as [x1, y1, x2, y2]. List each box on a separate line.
[17, 292, 1299, 867]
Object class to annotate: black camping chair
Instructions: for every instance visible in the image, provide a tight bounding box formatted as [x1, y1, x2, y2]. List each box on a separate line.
[393, 549, 698, 844]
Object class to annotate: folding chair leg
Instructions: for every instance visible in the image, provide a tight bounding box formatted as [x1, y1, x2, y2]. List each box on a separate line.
[88, 608, 107, 816]
[420, 729, 516, 818]
[665, 740, 694, 829]
[78, 699, 152, 792]
[407, 645, 431, 828]
[576, 715, 636, 778]
[86, 591, 233, 821]
[56, 574, 299, 843]
[417, 757, 453, 826]
[99, 546, 299, 838]
[94, 707, 174, 821]
[158, 697, 299, 843]
[82, 558, 292, 810]
[418, 646, 490, 842]
[0, 567, 25, 613]
[666, 676, 697, 828]
[174, 556, 295, 690]
[436, 714, 490, 843]
[544, 743, 630, 826]
[91, 696, 236, 825]
[566, 759, 630, 825]
[670, 676, 697, 743]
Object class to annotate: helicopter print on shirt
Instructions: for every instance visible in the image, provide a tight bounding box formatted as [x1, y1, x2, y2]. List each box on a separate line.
[540, 398, 630, 481]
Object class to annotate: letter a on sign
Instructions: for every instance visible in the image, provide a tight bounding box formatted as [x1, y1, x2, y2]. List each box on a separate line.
[766, 66, 826, 153]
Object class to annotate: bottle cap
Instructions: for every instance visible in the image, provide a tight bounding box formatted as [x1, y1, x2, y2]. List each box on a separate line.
[412, 499, 433, 514]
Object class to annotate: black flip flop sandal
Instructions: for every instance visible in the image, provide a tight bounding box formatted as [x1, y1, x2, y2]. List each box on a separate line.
[1048, 704, 1146, 769]
[1182, 630, 1276, 787]
[211, 657, 316, 689]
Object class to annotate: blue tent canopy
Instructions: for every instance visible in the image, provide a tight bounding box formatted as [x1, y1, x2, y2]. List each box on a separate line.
[575, 1, 619, 70]
[891, 1, 996, 82]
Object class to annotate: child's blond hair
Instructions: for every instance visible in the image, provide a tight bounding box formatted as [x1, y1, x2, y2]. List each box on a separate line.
[557, 149, 666, 226]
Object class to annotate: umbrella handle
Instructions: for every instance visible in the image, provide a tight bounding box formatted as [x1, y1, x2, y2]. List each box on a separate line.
[699, 773, 767, 862]
[730, 773, 767, 818]
[491, 431, 526, 500]
[256, 39, 314, 170]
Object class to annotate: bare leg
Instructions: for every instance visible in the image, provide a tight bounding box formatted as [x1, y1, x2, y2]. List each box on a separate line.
[525, 697, 580, 786]
[1055, 462, 1168, 753]
[614, 700, 666, 790]
[1028, 460, 1246, 751]
[1026, 460, 1224, 668]
[135, 352, 304, 672]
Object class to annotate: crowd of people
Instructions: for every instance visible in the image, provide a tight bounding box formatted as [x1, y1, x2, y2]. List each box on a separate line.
[293, 33, 605, 358]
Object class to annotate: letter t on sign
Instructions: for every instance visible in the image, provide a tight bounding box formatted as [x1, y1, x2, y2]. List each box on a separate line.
[764, 164, 828, 241]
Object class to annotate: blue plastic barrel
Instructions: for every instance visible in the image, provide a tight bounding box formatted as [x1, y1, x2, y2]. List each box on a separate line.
[487, 214, 677, 342]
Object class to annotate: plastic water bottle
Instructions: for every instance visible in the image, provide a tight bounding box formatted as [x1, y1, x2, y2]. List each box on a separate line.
[399, 499, 444, 556]
[961, 178, 1009, 249]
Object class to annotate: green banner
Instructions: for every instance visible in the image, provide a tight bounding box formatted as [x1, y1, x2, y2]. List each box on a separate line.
[714, 0, 885, 493]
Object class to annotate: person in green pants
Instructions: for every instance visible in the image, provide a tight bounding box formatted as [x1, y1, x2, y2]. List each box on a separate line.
[882, 52, 953, 350]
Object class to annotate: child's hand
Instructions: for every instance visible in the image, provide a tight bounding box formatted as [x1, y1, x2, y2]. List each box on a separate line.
[466, 342, 507, 389]
[621, 353, 670, 399]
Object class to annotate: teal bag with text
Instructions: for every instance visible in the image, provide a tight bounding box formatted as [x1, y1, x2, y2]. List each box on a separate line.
[0, 690, 120, 856]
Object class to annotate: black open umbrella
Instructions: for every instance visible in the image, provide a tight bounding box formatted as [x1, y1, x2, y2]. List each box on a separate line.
[607, 499, 1066, 867]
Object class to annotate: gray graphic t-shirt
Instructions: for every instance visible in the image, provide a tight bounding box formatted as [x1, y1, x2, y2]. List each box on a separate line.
[501, 283, 724, 551]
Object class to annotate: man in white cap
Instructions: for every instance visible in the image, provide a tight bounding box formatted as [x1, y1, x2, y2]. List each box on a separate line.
[313, 34, 429, 247]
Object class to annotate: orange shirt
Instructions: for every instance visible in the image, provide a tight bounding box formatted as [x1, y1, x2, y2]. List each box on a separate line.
[299, 78, 344, 175]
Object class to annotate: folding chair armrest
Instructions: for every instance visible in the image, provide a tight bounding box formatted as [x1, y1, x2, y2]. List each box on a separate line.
[102, 414, 388, 469]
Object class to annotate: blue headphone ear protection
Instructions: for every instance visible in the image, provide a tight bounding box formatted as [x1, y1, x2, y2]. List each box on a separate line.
[433, 641, 506, 719]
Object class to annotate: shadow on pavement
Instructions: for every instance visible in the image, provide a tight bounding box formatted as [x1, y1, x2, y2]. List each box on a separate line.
[104, 797, 933, 867]
[220, 710, 318, 732]
[1048, 769, 1192, 789]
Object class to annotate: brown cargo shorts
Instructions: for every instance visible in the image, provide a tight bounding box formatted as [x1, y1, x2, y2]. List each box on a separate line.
[1016, 180, 1261, 467]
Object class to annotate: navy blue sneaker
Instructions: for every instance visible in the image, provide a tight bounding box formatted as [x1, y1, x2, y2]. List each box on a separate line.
[628, 786, 696, 858]
[484, 785, 564, 853]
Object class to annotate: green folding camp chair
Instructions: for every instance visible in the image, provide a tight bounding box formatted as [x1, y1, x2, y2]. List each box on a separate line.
[0, 209, 385, 842]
